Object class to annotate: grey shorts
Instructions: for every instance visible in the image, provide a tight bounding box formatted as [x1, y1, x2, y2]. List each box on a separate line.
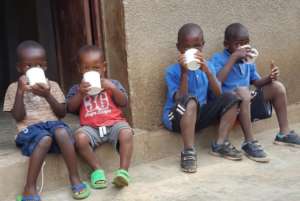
[75, 121, 132, 150]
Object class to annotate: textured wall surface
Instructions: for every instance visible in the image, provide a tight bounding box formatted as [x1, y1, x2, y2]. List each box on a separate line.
[123, 0, 300, 130]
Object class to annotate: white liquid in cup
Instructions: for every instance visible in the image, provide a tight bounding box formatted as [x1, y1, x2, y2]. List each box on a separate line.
[26, 67, 48, 86]
[239, 45, 259, 64]
[184, 48, 200, 71]
[83, 71, 102, 96]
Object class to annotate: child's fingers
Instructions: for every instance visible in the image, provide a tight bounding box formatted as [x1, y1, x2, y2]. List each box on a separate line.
[178, 54, 185, 63]
[271, 60, 275, 65]
[246, 53, 253, 59]
[272, 69, 279, 75]
[273, 72, 280, 77]
[270, 60, 276, 69]
[271, 66, 279, 71]
[194, 54, 204, 62]
[194, 51, 204, 57]
[81, 82, 91, 88]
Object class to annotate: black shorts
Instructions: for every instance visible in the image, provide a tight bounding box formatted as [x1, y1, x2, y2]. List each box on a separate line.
[170, 93, 241, 132]
[250, 88, 272, 122]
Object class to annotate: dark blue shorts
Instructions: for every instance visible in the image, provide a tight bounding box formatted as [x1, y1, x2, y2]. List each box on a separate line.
[15, 121, 72, 157]
[251, 88, 272, 122]
[170, 93, 241, 132]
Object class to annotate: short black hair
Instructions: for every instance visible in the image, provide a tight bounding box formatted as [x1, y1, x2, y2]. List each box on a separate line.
[178, 23, 203, 43]
[16, 40, 45, 60]
[78, 45, 103, 58]
[224, 23, 249, 42]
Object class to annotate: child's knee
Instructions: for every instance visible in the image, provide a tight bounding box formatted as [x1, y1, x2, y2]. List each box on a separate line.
[38, 136, 52, 149]
[235, 88, 251, 102]
[186, 99, 197, 113]
[54, 127, 69, 139]
[118, 129, 133, 144]
[74, 132, 90, 148]
[270, 81, 286, 95]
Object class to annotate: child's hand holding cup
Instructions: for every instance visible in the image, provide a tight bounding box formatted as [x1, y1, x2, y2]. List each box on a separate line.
[240, 45, 259, 64]
[83, 70, 102, 96]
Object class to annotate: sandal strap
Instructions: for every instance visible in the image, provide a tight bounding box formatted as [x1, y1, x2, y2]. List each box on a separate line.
[72, 182, 86, 193]
[116, 169, 129, 178]
[91, 169, 106, 183]
[181, 149, 197, 162]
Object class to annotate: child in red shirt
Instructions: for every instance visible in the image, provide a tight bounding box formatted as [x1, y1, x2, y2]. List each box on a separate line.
[67, 45, 133, 188]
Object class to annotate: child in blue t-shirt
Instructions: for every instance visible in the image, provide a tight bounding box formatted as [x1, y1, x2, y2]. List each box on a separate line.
[162, 23, 242, 173]
[210, 23, 300, 162]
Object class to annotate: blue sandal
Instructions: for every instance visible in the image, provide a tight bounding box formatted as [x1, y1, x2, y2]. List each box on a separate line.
[71, 182, 91, 200]
[16, 195, 41, 201]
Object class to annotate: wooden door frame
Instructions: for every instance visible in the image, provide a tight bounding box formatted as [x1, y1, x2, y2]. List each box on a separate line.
[51, 0, 93, 92]
[51, 0, 131, 124]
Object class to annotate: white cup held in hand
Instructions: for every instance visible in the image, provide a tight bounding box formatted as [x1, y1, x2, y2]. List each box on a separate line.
[184, 48, 200, 71]
[26, 66, 48, 86]
[239, 45, 259, 64]
[83, 71, 102, 96]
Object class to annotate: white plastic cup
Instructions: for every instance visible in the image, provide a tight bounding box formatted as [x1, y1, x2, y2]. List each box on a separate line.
[83, 71, 102, 96]
[184, 48, 200, 71]
[239, 45, 259, 64]
[26, 67, 48, 86]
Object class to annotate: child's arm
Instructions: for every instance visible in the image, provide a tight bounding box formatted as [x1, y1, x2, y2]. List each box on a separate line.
[11, 75, 28, 121]
[174, 53, 189, 101]
[252, 61, 279, 87]
[195, 52, 222, 96]
[102, 79, 128, 107]
[67, 81, 91, 112]
[217, 48, 251, 83]
[31, 83, 66, 118]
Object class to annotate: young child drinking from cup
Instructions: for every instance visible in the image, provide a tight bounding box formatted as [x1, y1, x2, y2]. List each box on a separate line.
[3, 40, 90, 201]
[67, 45, 133, 188]
[162, 23, 242, 173]
[209, 23, 300, 162]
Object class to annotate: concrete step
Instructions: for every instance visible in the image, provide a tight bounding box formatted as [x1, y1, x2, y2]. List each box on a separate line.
[0, 103, 299, 200]
[5, 122, 300, 201]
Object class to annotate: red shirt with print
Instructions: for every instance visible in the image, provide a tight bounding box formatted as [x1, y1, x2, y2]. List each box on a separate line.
[79, 89, 125, 127]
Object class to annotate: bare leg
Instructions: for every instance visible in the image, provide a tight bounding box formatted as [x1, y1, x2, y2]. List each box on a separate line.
[118, 129, 133, 170]
[180, 99, 197, 149]
[235, 87, 255, 141]
[262, 81, 290, 134]
[75, 132, 102, 170]
[55, 128, 81, 185]
[217, 99, 239, 144]
[23, 136, 52, 196]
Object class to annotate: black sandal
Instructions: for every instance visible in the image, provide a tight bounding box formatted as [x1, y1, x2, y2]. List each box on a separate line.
[181, 148, 197, 173]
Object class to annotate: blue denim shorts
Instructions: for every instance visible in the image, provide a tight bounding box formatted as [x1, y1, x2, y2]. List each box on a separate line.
[15, 121, 71, 157]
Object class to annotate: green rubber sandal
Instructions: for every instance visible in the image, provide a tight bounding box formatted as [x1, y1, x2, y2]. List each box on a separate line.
[72, 182, 91, 200]
[112, 169, 130, 188]
[90, 169, 107, 189]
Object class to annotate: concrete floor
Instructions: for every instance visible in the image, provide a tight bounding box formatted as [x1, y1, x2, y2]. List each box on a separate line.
[23, 123, 300, 201]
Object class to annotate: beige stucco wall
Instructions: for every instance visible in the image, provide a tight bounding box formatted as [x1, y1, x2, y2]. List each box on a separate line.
[123, 0, 300, 130]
